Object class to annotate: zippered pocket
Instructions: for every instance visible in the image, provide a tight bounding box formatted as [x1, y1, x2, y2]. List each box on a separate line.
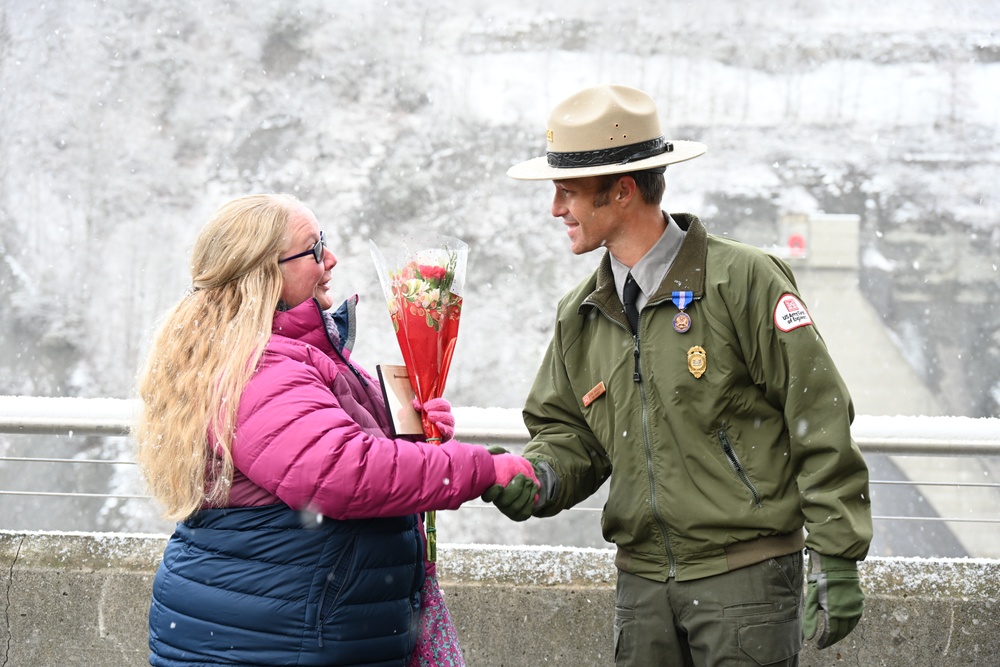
[315, 534, 358, 646]
[717, 429, 763, 508]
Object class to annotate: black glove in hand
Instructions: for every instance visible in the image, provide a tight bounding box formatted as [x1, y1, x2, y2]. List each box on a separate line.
[803, 550, 865, 649]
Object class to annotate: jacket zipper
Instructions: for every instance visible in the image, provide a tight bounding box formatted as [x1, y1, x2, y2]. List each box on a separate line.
[629, 325, 676, 577]
[317, 303, 368, 387]
[334, 345, 367, 387]
[598, 303, 677, 575]
[717, 430, 763, 507]
[631, 334, 642, 383]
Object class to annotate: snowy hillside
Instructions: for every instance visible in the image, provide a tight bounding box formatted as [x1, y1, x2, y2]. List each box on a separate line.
[0, 0, 998, 415]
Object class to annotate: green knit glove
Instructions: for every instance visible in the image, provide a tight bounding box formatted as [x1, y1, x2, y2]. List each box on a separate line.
[481, 446, 538, 522]
[803, 550, 865, 649]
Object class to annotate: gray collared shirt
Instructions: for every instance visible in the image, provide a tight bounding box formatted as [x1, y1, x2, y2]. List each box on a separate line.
[611, 213, 686, 312]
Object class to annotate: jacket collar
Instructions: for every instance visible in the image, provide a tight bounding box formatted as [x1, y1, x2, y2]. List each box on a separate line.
[271, 296, 360, 356]
[654, 213, 707, 302]
[582, 213, 707, 318]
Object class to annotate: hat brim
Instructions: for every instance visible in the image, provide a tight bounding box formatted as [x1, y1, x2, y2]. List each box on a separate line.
[506, 140, 707, 181]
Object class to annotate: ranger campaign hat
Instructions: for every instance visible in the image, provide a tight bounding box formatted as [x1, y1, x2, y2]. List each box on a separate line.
[507, 84, 706, 181]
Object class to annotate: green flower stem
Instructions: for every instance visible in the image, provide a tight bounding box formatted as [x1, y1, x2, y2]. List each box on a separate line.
[426, 510, 437, 562]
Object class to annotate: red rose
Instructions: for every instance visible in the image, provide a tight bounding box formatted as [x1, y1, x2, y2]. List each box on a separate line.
[419, 264, 447, 281]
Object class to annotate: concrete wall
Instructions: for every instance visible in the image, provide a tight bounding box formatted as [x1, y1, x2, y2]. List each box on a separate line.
[2, 530, 998, 666]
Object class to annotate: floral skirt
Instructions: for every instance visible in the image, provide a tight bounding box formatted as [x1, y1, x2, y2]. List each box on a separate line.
[409, 574, 466, 667]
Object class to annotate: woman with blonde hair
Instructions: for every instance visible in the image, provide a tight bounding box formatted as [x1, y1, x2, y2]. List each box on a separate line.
[135, 193, 537, 666]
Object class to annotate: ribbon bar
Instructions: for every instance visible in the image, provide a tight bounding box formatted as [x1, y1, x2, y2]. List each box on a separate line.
[672, 291, 693, 310]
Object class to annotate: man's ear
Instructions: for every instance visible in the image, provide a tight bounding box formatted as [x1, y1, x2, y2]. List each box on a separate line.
[616, 175, 638, 203]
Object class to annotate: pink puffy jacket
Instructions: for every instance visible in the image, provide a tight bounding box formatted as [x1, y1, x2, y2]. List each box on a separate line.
[221, 297, 497, 521]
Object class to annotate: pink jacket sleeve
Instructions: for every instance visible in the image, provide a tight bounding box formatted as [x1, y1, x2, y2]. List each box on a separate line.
[231, 352, 497, 520]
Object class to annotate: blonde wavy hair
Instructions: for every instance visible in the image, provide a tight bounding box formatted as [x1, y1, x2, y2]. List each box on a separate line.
[135, 193, 302, 521]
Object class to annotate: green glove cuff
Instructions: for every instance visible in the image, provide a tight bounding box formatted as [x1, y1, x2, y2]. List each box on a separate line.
[810, 551, 858, 572]
[804, 550, 864, 650]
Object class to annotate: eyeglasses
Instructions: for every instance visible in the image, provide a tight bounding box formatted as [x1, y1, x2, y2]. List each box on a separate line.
[278, 231, 326, 264]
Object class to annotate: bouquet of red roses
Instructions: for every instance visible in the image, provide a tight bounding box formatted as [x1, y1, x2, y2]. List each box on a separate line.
[370, 236, 469, 560]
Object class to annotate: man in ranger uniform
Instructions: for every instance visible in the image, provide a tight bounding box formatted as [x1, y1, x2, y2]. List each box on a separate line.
[483, 84, 872, 666]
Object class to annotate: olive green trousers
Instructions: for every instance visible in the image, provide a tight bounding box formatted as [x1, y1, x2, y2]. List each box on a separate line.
[613, 551, 804, 666]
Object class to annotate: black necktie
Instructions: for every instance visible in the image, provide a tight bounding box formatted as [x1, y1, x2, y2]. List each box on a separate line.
[622, 273, 641, 334]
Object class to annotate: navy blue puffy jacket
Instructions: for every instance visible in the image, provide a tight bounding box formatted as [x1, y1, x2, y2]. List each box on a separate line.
[148, 503, 424, 666]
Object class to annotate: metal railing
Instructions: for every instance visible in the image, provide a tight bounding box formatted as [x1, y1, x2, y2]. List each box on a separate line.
[2, 395, 998, 448]
[2, 395, 1000, 547]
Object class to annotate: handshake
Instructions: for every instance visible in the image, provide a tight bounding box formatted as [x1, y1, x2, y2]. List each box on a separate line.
[484, 446, 542, 521]
[414, 399, 543, 520]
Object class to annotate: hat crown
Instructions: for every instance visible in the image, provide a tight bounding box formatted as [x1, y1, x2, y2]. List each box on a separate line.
[506, 84, 705, 180]
[547, 85, 662, 154]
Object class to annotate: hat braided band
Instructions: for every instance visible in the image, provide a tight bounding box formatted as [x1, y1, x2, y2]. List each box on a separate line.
[546, 136, 673, 169]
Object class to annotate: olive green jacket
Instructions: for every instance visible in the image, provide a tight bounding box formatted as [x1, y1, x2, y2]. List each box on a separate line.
[523, 213, 872, 582]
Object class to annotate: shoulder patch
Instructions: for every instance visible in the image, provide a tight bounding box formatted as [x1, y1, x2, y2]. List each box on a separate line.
[773, 293, 813, 332]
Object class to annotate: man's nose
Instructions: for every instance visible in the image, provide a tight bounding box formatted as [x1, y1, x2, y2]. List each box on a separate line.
[551, 196, 567, 218]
